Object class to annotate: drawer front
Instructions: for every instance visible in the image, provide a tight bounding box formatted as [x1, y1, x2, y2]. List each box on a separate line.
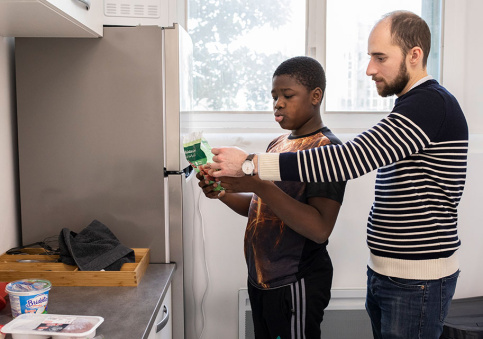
[148, 285, 172, 339]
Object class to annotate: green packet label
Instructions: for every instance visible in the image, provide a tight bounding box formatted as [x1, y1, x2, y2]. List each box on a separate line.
[183, 132, 223, 191]
[184, 139, 208, 167]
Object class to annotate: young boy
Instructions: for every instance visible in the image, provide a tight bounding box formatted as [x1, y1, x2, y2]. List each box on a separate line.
[198, 56, 346, 338]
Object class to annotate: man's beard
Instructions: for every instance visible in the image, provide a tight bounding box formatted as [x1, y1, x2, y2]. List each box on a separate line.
[375, 61, 410, 97]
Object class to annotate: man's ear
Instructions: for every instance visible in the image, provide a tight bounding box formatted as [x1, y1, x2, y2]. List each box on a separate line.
[408, 46, 424, 67]
[312, 87, 323, 105]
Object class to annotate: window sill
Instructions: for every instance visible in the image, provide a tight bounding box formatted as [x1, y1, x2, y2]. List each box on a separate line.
[186, 110, 389, 134]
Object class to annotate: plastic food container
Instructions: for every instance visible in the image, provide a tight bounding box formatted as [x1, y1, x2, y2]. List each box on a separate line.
[1, 314, 104, 338]
[5, 279, 52, 318]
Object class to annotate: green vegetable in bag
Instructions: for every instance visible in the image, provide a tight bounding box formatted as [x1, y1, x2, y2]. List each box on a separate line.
[183, 132, 224, 191]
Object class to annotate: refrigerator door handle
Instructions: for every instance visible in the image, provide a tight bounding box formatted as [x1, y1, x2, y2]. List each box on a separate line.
[164, 165, 193, 178]
[155, 305, 169, 333]
[74, 0, 90, 10]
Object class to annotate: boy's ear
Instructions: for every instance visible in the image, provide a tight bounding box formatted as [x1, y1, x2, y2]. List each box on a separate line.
[311, 87, 323, 105]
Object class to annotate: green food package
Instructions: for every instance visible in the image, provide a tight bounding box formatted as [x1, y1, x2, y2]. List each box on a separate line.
[183, 132, 224, 191]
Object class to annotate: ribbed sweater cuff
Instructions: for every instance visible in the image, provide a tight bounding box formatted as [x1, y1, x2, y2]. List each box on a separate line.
[258, 153, 281, 181]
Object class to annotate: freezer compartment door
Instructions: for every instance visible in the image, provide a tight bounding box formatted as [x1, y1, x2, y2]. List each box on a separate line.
[164, 24, 195, 172]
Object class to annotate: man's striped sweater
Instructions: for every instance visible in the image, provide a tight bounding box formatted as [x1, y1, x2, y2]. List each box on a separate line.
[258, 78, 468, 279]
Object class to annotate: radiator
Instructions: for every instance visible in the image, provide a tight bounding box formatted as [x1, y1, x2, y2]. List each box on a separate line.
[238, 288, 373, 339]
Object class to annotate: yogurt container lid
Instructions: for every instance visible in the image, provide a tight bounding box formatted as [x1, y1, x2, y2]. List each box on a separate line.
[5, 279, 52, 295]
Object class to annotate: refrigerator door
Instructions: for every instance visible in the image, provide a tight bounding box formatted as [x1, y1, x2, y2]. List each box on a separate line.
[15, 26, 169, 263]
[163, 24, 195, 339]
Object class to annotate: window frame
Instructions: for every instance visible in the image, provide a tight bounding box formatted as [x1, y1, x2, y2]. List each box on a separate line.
[188, 0, 444, 134]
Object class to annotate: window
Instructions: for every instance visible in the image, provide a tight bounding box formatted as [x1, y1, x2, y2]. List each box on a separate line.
[324, 0, 442, 112]
[187, 0, 443, 131]
[187, 0, 306, 112]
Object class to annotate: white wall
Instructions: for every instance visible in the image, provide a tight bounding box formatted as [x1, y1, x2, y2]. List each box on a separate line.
[0, 36, 18, 255]
[441, 0, 483, 299]
[187, 1, 483, 338]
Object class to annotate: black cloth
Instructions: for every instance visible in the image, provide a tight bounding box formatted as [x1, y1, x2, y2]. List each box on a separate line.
[247, 250, 333, 339]
[58, 219, 135, 271]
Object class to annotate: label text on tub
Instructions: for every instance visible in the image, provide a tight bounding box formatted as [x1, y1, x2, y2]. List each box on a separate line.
[26, 294, 48, 308]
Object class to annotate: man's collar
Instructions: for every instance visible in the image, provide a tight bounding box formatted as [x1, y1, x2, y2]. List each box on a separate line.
[408, 75, 434, 92]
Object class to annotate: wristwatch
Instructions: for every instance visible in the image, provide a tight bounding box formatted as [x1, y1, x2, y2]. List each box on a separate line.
[242, 153, 256, 176]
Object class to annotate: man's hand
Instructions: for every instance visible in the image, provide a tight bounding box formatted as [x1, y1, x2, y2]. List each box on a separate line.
[208, 147, 249, 178]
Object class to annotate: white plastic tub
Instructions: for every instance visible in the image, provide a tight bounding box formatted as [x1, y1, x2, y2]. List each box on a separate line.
[1, 314, 104, 338]
[5, 279, 52, 318]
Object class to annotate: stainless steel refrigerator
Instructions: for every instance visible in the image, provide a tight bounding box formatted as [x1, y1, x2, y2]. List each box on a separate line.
[14, 24, 196, 339]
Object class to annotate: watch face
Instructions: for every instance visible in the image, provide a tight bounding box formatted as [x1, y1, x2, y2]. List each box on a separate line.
[242, 160, 254, 174]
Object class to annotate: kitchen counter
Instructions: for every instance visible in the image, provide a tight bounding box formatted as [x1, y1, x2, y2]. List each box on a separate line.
[0, 264, 175, 338]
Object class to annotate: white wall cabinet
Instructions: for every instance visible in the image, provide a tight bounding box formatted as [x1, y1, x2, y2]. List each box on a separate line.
[0, 0, 103, 38]
[148, 285, 172, 339]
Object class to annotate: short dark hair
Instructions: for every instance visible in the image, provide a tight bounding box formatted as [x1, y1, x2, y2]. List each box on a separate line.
[383, 11, 431, 67]
[273, 56, 326, 96]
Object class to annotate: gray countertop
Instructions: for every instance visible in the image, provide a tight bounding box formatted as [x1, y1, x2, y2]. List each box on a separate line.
[0, 264, 175, 338]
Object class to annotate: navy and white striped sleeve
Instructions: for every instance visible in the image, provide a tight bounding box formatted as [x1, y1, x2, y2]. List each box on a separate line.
[277, 113, 430, 182]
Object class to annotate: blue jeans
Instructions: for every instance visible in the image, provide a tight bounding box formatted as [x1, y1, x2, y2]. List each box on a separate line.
[365, 267, 459, 339]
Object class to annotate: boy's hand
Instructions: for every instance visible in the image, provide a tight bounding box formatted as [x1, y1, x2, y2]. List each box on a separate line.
[196, 170, 221, 199]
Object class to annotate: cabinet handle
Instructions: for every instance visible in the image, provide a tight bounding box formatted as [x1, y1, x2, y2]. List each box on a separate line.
[156, 305, 169, 333]
[74, 0, 91, 10]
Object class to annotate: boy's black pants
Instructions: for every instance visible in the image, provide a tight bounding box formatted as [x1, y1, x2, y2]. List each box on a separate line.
[247, 253, 333, 339]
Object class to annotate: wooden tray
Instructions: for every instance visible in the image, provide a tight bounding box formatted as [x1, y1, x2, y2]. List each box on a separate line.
[0, 248, 149, 286]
